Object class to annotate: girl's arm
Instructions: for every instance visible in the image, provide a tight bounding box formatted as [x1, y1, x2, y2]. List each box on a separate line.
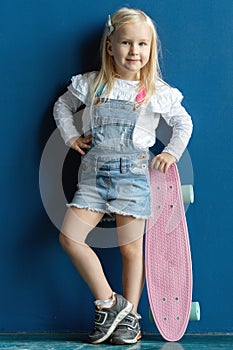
[53, 90, 82, 145]
[53, 90, 92, 154]
[54, 73, 96, 155]
[151, 88, 193, 173]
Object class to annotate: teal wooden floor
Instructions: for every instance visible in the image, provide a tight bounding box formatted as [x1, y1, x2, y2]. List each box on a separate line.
[0, 334, 232, 349]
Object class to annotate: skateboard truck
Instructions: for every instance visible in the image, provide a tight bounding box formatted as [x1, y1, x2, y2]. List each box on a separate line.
[149, 301, 201, 323]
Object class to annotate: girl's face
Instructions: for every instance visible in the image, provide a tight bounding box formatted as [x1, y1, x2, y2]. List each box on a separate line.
[107, 21, 152, 81]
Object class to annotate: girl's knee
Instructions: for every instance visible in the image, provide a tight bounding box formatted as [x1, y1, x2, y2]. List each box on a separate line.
[59, 232, 88, 252]
[119, 240, 143, 258]
[59, 232, 74, 250]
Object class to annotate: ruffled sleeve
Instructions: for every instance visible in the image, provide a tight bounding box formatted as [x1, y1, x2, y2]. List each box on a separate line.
[68, 71, 97, 106]
[151, 82, 193, 161]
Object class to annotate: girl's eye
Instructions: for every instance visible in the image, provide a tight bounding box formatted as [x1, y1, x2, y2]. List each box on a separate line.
[122, 41, 130, 45]
[139, 42, 147, 46]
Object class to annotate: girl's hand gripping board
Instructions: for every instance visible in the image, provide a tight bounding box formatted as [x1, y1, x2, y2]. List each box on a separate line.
[145, 164, 193, 341]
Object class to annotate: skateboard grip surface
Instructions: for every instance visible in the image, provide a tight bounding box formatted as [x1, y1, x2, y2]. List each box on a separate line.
[145, 164, 192, 341]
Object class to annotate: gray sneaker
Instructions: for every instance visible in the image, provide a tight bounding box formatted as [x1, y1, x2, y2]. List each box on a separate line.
[110, 312, 142, 344]
[88, 293, 133, 344]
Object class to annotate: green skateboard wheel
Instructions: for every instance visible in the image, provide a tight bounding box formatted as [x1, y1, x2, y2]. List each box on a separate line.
[181, 185, 194, 204]
[190, 301, 201, 321]
[149, 301, 200, 323]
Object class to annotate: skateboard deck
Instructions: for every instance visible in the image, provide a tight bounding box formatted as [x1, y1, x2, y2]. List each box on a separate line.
[145, 164, 193, 341]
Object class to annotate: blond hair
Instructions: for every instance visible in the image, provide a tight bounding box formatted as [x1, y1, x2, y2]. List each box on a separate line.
[90, 7, 161, 104]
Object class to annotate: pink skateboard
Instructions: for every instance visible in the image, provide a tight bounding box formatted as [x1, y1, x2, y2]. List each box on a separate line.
[145, 164, 193, 342]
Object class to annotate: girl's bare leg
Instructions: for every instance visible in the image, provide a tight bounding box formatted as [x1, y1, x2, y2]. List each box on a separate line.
[59, 207, 113, 300]
[116, 215, 145, 313]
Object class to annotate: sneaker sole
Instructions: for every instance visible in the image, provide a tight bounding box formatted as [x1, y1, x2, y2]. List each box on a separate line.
[110, 331, 142, 345]
[90, 301, 133, 344]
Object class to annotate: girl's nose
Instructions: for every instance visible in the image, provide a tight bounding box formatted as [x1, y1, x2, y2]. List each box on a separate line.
[129, 43, 139, 55]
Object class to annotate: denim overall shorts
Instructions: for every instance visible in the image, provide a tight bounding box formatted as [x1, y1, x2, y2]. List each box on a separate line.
[67, 98, 151, 219]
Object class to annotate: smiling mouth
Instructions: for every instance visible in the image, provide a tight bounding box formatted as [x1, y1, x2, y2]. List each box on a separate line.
[126, 59, 141, 63]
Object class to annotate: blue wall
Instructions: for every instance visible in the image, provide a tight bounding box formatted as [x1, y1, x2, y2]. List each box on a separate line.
[1, 0, 232, 333]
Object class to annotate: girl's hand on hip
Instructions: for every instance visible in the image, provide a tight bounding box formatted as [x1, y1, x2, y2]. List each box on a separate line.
[150, 152, 177, 174]
[68, 135, 92, 156]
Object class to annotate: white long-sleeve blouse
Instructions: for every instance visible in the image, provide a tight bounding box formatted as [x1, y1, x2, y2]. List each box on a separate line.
[53, 71, 193, 161]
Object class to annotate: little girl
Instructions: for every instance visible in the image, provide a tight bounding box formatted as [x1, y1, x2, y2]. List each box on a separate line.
[54, 7, 192, 345]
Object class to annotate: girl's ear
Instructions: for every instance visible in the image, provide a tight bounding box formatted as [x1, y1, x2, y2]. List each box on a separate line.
[106, 40, 113, 56]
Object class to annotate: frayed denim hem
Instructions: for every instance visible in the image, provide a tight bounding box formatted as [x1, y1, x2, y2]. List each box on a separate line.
[106, 204, 151, 220]
[66, 203, 151, 220]
[66, 203, 116, 222]
[66, 203, 107, 214]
